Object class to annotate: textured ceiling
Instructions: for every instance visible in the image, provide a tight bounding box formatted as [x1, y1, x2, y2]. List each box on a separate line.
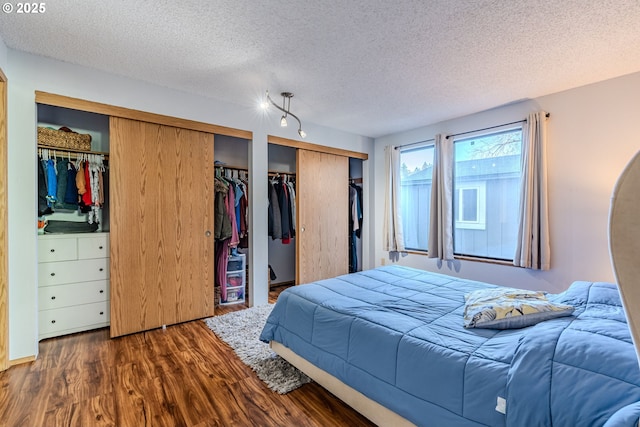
[1, 0, 640, 138]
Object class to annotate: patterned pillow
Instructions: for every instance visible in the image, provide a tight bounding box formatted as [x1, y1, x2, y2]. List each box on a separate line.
[463, 287, 574, 329]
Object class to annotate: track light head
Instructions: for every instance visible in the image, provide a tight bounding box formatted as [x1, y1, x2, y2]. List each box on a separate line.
[264, 90, 306, 138]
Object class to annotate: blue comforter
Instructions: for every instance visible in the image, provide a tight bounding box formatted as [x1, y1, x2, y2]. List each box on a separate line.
[259, 266, 640, 427]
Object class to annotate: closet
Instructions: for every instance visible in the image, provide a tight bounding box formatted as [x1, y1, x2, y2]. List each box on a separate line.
[35, 92, 251, 339]
[213, 135, 250, 306]
[36, 104, 111, 339]
[268, 136, 367, 286]
[267, 145, 297, 287]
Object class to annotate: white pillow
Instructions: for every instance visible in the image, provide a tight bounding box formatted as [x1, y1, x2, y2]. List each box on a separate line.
[463, 287, 574, 329]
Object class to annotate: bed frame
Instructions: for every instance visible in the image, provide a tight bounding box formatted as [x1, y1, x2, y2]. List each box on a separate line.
[270, 341, 416, 427]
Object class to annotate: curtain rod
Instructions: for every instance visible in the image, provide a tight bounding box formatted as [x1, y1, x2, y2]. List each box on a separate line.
[395, 112, 550, 149]
[394, 138, 435, 150]
[446, 112, 550, 140]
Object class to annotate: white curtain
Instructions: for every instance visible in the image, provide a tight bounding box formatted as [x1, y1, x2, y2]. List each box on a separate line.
[428, 134, 454, 260]
[383, 145, 405, 252]
[514, 111, 550, 269]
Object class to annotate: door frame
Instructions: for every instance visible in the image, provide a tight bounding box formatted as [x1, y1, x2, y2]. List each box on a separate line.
[267, 135, 368, 160]
[0, 67, 8, 371]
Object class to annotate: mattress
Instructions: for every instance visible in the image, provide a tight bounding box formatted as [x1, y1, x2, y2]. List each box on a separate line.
[259, 265, 640, 427]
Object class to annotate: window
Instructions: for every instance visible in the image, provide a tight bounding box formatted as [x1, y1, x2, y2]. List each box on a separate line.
[453, 128, 522, 260]
[399, 145, 434, 251]
[455, 181, 486, 230]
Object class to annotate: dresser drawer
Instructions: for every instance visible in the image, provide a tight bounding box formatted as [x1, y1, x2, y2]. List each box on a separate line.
[39, 301, 110, 336]
[37, 238, 78, 263]
[39, 280, 109, 310]
[78, 235, 109, 259]
[38, 258, 109, 287]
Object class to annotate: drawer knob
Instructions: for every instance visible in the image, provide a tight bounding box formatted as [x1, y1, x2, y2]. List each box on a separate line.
[99, 289, 104, 294]
[51, 296, 56, 300]
[51, 320, 56, 324]
[99, 246, 103, 249]
[100, 311, 104, 315]
[50, 272, 56, 277]
[50, 249, 55, 253]
[99, 268, 104, 272]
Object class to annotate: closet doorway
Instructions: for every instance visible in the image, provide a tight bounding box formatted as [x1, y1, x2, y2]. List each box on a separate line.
[213, 135, 250, 307]
[267, 135, 368, 288]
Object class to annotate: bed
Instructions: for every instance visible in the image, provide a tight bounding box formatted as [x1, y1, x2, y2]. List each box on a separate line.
[259, 265, 640, 427]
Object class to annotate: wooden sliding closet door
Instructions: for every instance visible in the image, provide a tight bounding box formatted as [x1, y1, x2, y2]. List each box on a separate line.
[296, 150, 349, 284]
[110, 117, 215, 337]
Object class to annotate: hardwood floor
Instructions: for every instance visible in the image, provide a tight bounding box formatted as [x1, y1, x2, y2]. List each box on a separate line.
[0, 286, 375, 427]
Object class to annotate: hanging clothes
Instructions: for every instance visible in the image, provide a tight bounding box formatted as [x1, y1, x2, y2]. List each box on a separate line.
[268, 180, 282, 239]
[64, 161, 79, 205]
[238, 177, 249, 248]
[275, 175, 296, 244]
[45, 159, 58, 206]
[38, 158, 52, 216]
[286, 180, 296, 234]
[54, 158, 77, 210]
[216, 239, 230, 300]
[349, 182, 363, 273]
[214, 172, 231, 295]
[213, 167, 251, 298]
[88, 155, 103, 224]
[226, 180, 240, 249]
[277, 177, 291, 243]
[234, 180, 243, 235]
[214, 177, 232, 241]
[80, 160, 93, 212]
[37, 148, 106, 223]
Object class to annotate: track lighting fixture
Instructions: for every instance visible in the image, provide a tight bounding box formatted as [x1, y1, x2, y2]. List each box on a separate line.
[262, 90, 306, 138]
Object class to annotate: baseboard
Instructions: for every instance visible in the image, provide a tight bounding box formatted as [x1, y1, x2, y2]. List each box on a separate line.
[9, 355, 36, 366]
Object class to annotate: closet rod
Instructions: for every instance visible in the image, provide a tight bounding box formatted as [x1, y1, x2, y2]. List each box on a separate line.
[268, 170, 296, 177]
[37, 144, 109, 160]
[216, 165, 248, 172]
[350, 178, 363, 184]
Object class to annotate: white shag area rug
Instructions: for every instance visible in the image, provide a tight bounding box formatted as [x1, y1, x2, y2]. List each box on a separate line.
[204, 304, 312, 394]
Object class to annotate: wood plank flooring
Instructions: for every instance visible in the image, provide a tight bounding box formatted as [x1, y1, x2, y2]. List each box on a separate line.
[0, 287, 375, 427]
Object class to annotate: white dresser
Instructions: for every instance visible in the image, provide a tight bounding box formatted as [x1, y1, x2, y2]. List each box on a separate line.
[37, 232, 110, 339]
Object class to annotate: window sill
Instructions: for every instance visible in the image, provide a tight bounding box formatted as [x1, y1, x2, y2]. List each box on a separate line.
[403, 250, 514, 267]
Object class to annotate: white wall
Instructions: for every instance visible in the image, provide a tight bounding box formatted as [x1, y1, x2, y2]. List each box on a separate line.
[375, 71, 640, 293]
[0, 36, 7, 70]
[5, 49, 374, 360]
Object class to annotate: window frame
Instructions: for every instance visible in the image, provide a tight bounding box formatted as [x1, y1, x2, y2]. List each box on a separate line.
[398, 143, 435, 252]
[395, 125, 524, 264]
[454, 181, 486, 230]
[452, 126, 523, 261]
